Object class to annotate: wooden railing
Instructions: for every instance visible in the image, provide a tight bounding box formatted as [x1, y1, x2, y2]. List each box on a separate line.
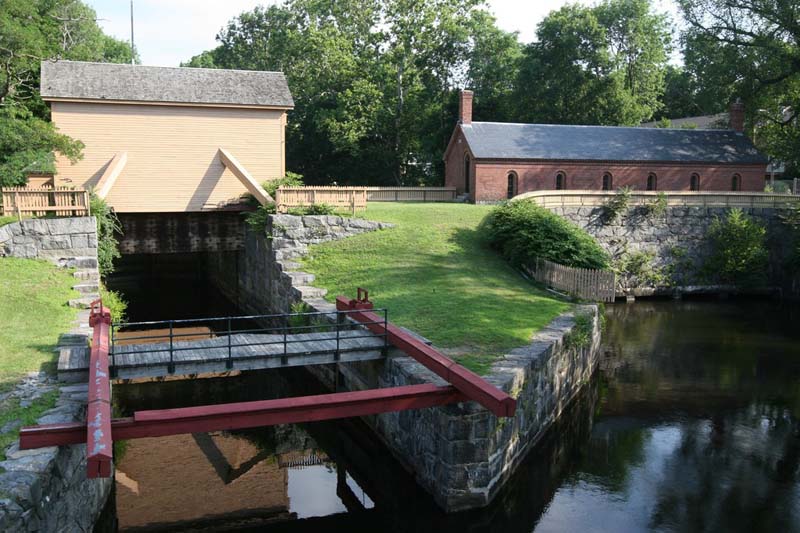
[1, 187, 90, 218]
[275, 186, 458, 213]
[276, 186, 368, 213]
[514, 190, 800, 209]
[523, 258, 616, 303]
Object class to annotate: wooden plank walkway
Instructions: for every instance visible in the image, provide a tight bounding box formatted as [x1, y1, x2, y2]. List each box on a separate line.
[58, 329, 386, 381]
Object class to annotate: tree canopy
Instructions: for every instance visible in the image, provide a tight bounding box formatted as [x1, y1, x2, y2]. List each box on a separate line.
[0, 0, 135, 186]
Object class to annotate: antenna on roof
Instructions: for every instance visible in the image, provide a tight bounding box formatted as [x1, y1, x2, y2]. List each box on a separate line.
[130, 0, 135, 65]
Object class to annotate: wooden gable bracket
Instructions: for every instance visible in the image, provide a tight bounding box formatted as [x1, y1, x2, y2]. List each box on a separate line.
[218, 148, 274, 205]
[94, 152, 127, 199]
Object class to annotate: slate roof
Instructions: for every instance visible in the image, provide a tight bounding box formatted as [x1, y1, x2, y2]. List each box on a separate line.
[40, 61, 294, 108]
[459, 122, 767, 165]
[640, 113, 729, 129]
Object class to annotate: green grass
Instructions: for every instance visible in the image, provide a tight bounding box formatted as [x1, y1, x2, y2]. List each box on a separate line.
[0, 216, 17, 228]
[302, 203, 570, 372]
[0, 258, 78, 390]
[0, 258, 78, 458]
[0, 390, 59, 461]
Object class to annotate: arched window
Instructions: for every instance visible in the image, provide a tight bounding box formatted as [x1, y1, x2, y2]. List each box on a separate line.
[507, 171, 518, 199]
[555, 171, 566, 190]
[690, 173, 700, 191]
[602, 173, 613, 191]
[647, 173, 657, 191]
[731, 173, 741, 191]
[463, 154, 471, 194]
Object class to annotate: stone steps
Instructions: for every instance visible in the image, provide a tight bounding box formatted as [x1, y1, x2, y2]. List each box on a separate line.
[60, 256, 98, 269]
[73, 282, 99, 294]
[73, 269, 99, 281]
[68, 296, 97, 309]
[292, 285, 328, 299]
[286, 271, 315, 285]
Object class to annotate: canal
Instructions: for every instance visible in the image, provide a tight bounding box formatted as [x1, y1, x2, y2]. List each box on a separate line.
[98, 298, 800, 532]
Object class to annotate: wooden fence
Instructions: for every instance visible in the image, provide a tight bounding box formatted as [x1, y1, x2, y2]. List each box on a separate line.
[275, 186, 458, 212]
[1, 187, 90, 218]
[523, 257, 616, 303]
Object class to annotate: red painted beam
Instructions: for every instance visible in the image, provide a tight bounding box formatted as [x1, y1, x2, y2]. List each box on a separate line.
[336, 295, 517, 417]
[20, 383, 465, 451]
[86, 300, 112, 478]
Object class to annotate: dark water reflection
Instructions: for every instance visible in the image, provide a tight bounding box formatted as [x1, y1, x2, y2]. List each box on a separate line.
[103, 299, 800, 532]
[533, 299, 800, 533]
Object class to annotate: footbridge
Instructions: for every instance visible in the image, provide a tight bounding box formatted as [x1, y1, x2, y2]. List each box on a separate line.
[20, 290, 517, 478]
[58, 308, 391, 381]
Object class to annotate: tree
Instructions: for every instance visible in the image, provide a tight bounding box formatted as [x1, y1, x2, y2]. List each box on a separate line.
[0, 0, 135, 185]
[679, 0, 800, 175]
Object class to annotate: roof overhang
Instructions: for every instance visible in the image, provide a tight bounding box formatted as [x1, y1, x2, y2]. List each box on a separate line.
[44, 96, 293, 111]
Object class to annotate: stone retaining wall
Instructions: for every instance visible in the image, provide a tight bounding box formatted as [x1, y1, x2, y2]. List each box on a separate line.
[0, 217, 97, 263]
[227, 212, 602, 511]
[547, 205, 792, 295]
[207, 214, 392, 315]
[0, 378, 112, 531]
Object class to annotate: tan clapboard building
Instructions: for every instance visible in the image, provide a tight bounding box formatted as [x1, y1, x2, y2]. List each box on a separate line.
[40, 61, 294, 213]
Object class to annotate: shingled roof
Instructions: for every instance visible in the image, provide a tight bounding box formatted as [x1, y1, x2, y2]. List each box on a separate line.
[40, 61, 294, 108]
[459, 122, 767, 165]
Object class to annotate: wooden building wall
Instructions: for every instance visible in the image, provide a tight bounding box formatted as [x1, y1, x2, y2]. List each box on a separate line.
[50, 101, 287, 212]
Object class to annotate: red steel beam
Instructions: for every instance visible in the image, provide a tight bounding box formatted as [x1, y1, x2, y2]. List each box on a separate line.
[86, 301, 113, 478]
[336, 294, 517, 417]
[20, 383, 465, 450]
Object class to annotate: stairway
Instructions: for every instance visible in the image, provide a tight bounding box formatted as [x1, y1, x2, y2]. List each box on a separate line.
[64, 256, 101, 310]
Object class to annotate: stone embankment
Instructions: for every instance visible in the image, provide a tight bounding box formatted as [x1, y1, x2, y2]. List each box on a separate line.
[228, 213, 601, 511]
[548, 205, 792, 296]
[0, 216, 110, 529]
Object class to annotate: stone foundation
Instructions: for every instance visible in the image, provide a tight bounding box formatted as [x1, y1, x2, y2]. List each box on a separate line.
[547, 205, 793, 294]
[0, 379, 112, 531]
[224, 212, 602, 511]
[0, 217, 97, 263]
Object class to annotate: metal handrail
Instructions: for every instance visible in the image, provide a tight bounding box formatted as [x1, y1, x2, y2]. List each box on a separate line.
[109, 308, 390, 375]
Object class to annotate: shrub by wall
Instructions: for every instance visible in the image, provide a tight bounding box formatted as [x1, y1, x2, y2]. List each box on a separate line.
[704, 208, 768, 286]
[482, 200, 610, 269]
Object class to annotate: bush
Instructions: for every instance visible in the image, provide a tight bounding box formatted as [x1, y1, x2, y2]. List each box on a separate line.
[287, 203, 338, 216]
[89, 194, 121, 276]
[603, 187, 632, 222]
[643, 192, 668, 218]
[263, 171, 304, 199]
[482, 200, 610, 269]
[704, 209, 768, 286]
[100, 283, 127, 323]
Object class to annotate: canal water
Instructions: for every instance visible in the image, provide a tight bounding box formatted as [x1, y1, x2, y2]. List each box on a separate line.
[100, 298, 800, 532]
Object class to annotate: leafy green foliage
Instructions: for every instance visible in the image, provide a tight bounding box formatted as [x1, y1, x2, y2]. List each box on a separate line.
[780, 204, 800, 273]
[89, 194, 121, 276]
[604, 187, 632, 222]
[514, 0, 671, 125]
[100, 283, 127, 323]
[643, 192, 668, 218]
[704, 209, 768, 286]
[0, 0, 135, 186]
[0, 107, 83, 186]
[243, 203, 277, 231]
[263, 171, 304, 199]
[0, 216, 17, 227]
[679, 0, 800, 176]
[287, 203, 339, 216]
[614, 249, 667, 287]
[564, 312, 594, 350]
[482, 200, 610, 269]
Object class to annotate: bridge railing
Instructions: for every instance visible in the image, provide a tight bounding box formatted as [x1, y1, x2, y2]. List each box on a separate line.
[109, 308, 390, 375]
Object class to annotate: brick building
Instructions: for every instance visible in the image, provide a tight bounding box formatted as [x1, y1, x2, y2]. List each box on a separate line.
[444, 91, 768, 203]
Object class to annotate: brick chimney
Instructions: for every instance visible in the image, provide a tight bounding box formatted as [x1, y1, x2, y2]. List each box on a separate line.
[729, 98, 745, 132]
[459, 90, 473, 125]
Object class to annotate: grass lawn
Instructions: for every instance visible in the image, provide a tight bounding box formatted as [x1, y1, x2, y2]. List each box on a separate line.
[0, 258, 77, 458]
[0, 216, 17, 228]
[302, 203, 570, 373]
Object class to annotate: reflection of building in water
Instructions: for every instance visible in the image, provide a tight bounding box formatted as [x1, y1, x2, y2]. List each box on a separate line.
[115, 426, 373, 531]
[116, 432, 292, 530]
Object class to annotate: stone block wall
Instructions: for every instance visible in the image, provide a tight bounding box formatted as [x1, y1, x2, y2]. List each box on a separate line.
[548, 205, 792, 295]
[207, 214, 392, 315]
[0, 379, 112, 531]
[307, 305, 601, 512]
[0, 217, 97, 263]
